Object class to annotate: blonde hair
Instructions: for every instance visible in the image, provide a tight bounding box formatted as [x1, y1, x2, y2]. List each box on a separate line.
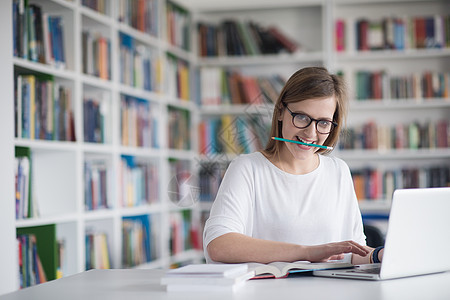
[263, 67, 348, 158]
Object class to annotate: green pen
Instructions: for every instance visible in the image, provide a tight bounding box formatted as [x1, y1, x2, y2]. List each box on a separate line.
[272, 136, 334, 150]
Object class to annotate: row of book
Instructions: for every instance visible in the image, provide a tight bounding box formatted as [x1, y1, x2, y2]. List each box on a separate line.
[120, 95, 159, 148]
[352, 166, 449, 201]
[84, 160, 109, 211]
[167, 1, 190, 51]
[85, 231, 111, 270]
[13, 0, 66, 67]
[197, 20, 299, 57]
[198, 116, 269, 156]
[120, 155, 159, 208]
[119, 33, 159, 92]
[122, 215, 157, 268]
[199, 68, 285, 106]
[82, 0, 107, 15]
[82, 31, 111, 80]
[336, 15, 450, 52]
[167, 107, 191, 150]
[83, 94, 108, 144]
[169, 210, 201, 255]
[17, 224, 62, 288]
[339, 119, 449, 150]
[15, 74, 75, 141]
[17, 234, 47, 288]
[166, 54, 190, 101]
[118, 0, 159, 37]
[354, 70, 449, 101]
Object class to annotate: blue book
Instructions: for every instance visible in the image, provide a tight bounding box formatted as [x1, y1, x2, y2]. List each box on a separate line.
[425, 17, 435, 48]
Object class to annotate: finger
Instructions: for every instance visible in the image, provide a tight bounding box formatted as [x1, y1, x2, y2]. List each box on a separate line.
[334, 242, 368, 257]
[345, 241, 370, 256]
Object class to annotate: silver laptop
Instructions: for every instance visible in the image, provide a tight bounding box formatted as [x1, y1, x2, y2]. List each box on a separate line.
[314, 187, 450, 280]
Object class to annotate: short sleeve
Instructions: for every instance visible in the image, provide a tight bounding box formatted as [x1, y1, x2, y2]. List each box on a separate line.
[202, 155, 255, 262]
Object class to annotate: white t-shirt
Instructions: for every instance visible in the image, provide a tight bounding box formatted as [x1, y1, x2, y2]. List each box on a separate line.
[203, 152, 366, 263]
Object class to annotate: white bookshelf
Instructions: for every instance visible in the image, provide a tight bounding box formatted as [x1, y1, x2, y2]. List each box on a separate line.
[6, 0, 203, 291]
[188, 0, 449, 218]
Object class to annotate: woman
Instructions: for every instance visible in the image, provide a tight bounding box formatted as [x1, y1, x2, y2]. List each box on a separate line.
[203, 67, 384, 265]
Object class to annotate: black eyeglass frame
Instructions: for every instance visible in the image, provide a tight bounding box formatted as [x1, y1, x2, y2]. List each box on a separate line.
[282, 102, 338, 134]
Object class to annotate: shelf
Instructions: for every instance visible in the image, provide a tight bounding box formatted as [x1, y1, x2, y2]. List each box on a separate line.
[15, 213, 78, 228]
[116, 22, 160, 48]
[164, 42, 194, 62]
[336, 48, 450, 61]
[200, 103, 275, 115]
[119, 204, 164, 217]
[82, 209, 117, 221]
[119, 146, 162, 158]
[349, 98, 450, 110]
[198, 51, 324, 67]
[179, 0, 324, 12]
[14, 139, 79, 151]
[334, 0, 446, 7]
[166, 97, 197, 111]
[166, 149, 197, 160]
[336, 148, 450, 161]
[13, 57, 76, 79]
[134, 258, 165, 269]
[82, 143, 114, 154]
[118, 84, 162, 102]
[169, 249, 204, 264]
[81, 74, 114, 90]
[79, 6, 113, 26]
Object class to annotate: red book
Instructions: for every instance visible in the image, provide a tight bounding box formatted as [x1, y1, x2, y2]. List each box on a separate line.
[415, 17, 426, 48]
[335, 19, 346, 52]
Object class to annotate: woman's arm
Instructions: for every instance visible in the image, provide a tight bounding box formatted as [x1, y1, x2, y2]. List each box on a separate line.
[207, 232, 370, 264]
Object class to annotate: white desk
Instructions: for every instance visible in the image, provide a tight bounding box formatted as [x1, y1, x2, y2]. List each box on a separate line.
[1, 269, 450, 300]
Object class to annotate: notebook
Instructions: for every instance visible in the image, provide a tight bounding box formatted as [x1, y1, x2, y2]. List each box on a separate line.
[313, 187, 450, 280]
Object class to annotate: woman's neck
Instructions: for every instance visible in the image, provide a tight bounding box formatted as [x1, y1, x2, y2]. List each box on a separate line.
[261, 149, 320, 175]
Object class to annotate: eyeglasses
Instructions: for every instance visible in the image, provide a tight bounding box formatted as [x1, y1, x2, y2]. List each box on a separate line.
[282, 102, 338, 134]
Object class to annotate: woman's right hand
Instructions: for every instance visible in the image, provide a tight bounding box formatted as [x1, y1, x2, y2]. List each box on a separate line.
[304, 240, 370, 262]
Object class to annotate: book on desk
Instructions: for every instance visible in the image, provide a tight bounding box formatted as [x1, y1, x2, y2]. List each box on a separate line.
[160, 261, 353, 291]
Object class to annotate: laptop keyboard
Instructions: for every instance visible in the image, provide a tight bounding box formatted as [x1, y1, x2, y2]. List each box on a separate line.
[350, 266, 381, 274]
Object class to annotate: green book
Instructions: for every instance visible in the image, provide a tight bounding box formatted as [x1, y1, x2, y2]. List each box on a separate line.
[17, 224, 58, 281]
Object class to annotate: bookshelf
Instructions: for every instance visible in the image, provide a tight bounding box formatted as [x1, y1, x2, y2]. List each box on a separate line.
[190, 0, 449, 218]
[332, 0, 450, 215]
[4, 0, 203, 291]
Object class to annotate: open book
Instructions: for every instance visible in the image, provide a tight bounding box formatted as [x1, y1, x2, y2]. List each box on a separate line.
[248, 261, 353, 279]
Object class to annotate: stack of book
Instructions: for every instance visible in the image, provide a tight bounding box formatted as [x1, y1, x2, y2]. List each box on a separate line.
[161, 264, 254, 292]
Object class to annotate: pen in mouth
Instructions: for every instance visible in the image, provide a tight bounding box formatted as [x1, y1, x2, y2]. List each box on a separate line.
[272, 137, 333, 150]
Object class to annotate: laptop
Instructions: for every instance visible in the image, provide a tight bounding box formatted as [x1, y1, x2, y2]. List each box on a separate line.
[313, 187, 450, 280]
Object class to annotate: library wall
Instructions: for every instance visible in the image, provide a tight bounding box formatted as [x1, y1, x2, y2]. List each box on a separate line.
[2, 0, 449, 293]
